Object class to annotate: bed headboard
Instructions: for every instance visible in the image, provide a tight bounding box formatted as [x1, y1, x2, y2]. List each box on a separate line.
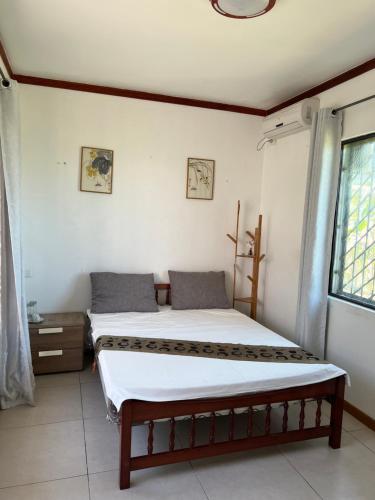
[154, 283, 171, 305]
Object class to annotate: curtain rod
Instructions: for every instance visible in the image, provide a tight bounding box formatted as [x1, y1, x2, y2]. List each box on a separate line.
[0, 66, 11, 88]
[332, 94, 375, 114]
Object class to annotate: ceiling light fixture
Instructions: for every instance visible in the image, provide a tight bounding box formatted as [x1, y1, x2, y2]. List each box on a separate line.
[210, 0, 276, 19]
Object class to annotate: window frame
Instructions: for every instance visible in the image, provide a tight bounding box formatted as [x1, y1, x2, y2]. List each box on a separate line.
[329, 131, 375, 312]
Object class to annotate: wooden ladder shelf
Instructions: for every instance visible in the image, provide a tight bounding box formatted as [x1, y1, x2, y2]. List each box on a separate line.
[227, 200, 265, 320]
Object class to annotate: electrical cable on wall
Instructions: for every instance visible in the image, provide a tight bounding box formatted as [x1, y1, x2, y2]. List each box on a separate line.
[256, 137, 274, 151]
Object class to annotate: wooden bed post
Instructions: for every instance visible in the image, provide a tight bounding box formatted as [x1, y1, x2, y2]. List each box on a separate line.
[329, 375, 345, 449]
[119, 401, 133, 489]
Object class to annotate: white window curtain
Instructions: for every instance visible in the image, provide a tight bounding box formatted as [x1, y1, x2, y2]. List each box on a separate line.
[295, 108, 343, 358]
[0, 80, 35, 409]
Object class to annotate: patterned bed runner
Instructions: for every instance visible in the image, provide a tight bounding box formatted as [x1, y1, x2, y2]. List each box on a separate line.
[95, 335, 326, 364]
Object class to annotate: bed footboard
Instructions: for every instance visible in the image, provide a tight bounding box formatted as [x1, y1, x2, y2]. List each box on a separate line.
[119, 375, 345, 489]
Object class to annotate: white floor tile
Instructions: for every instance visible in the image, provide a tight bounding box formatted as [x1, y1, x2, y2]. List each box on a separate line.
[79, 362, 100, 384]
[0, 384, 82, 429]
[84, 417, 182, 475]
[321, 400, 365, 432]
[191, 448, 320, 500]
[266, 400, 330, 434]
[35, 372, 80, 387]
[89, 465, 208, 499]
[351, 427, 375, 454]
[0, 476, 89, 500]
[131, 421, 183, 456]
[81, 382, 107, 418]
[341, 411, 366, 432]
[0, 420, 86, 488]
[281, 431, 375, 499]
[177, 412, 265, 449]
[0, 369, 373, 499]
[84, 416, 119, 474]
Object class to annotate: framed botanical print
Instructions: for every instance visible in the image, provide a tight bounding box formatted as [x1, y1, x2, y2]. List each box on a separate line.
[186, 157, 215, 200]
[80, 146, 114, 194]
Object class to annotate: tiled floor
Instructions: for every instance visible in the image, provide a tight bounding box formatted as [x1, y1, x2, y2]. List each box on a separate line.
[1, 364, 375, 499]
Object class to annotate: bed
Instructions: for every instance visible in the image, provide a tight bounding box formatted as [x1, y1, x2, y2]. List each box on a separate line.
[89, 284, 346, 490]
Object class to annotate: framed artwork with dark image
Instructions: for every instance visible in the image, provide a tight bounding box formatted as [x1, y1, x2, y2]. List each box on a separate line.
[186, 157, 215, 200]
[80, 146, 114, 194]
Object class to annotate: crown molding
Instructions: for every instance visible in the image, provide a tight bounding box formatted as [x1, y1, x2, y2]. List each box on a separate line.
[13, 73, 267, 116]
[1, 37, 374, 116]
[267, 57, 375, 115]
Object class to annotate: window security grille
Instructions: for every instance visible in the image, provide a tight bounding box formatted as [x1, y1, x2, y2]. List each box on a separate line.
[330, 134, 375, 309]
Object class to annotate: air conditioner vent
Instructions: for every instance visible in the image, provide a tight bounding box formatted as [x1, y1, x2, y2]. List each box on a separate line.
[262, 98, 320, 140]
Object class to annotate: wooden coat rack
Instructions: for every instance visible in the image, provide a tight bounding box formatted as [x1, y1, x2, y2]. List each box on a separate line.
[227, 200, 265, 320]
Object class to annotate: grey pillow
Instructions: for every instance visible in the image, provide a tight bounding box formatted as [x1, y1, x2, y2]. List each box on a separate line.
[168, 271, 230, 310]
[90, 273, 158, 313]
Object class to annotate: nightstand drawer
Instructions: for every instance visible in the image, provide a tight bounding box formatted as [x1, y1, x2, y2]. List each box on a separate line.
[29, 326, 84, 350]
[29, 312, 86, 375]
[31, 347, 83, 374]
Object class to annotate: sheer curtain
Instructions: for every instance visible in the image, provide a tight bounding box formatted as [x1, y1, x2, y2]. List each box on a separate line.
[0, 80, 34, 409]
[295, 108, 343, 358]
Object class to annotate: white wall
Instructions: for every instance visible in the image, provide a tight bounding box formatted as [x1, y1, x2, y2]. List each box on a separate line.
[19, 70, 375, 417]
[259, 129, 311, 339]
[327, 298, 375, 418]
[320, 72, 375, 418]
[20, 85, 263, 312]
[259, 70, 375, 417]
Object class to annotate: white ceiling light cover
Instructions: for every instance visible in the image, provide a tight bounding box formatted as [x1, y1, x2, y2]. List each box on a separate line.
[211, 0, 276, 18]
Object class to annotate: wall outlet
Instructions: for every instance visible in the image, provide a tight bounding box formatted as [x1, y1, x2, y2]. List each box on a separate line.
[24, 269, 32, 278]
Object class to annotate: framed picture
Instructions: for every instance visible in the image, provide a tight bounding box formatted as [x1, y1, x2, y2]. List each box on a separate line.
[80, 146, 114, 194]
[186, 158, 215, 200]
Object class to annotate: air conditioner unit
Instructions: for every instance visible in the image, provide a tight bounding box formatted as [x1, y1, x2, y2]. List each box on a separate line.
[262, 98, 320, 140]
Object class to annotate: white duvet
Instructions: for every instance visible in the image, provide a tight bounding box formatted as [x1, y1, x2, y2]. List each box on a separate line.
[89, 307, 346, 411]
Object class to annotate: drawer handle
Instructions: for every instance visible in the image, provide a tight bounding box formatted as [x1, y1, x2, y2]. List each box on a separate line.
[38, 327, 64, 335]
[39, 350, 63, 357]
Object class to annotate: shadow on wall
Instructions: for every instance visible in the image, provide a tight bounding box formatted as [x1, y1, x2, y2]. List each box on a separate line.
[257, 214, 272, 323]
[55, 270, 237, 313]
[59, 273, 91, 312]
[56, 271, 180, 312]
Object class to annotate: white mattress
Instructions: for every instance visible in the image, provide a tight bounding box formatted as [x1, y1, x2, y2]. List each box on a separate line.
[89, 307, 346, 411]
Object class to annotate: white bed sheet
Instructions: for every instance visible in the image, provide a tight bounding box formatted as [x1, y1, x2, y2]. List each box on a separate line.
[89, 307, 346, 411]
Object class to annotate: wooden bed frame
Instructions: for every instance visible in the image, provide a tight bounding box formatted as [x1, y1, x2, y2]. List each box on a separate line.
[119, 376, 345, 489]
[97, 284, 345, 490]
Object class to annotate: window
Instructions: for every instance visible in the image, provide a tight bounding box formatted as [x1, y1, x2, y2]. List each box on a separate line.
[330, 133, 375, 310]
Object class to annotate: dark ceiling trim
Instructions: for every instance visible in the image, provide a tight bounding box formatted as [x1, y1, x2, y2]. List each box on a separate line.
[1, 36, 375, 117]
[267, 57, 375, 115]
[0, 36, 14, 78]
[13, 74, 267, 116]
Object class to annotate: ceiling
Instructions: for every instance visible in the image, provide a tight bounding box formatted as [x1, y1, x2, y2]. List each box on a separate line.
[0, 0, 375, 109]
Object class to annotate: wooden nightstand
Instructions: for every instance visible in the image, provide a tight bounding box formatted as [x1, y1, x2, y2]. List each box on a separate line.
[29, 312, 86, 374]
